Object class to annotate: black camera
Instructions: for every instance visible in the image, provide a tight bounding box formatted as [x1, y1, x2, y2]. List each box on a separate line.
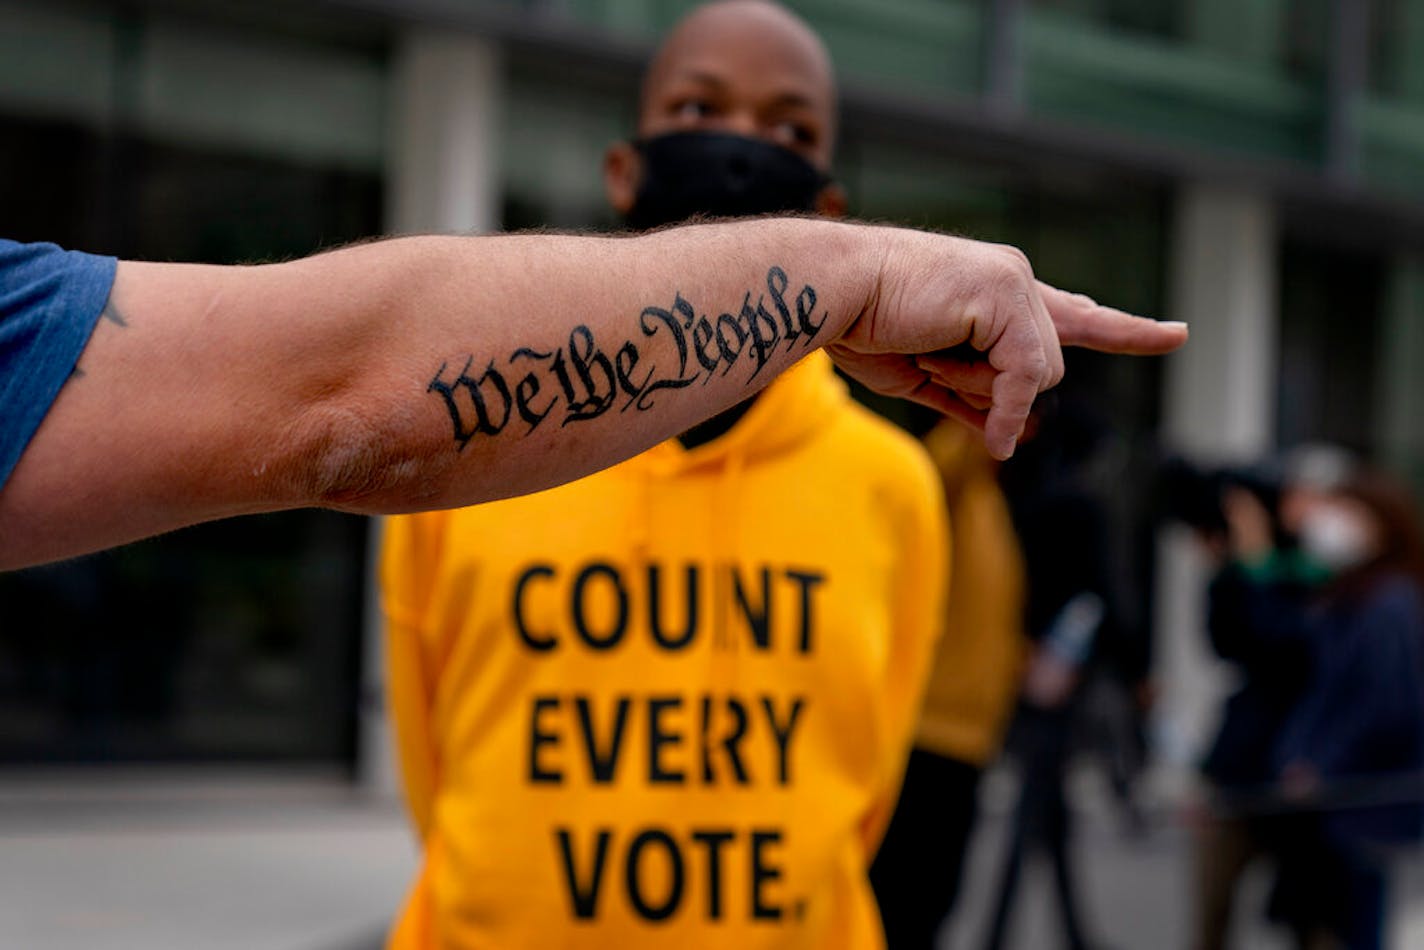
[1156, 456, 1284, 539]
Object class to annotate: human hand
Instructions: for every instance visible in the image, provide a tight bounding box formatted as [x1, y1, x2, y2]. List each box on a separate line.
[827, 229, 1187, 459]
[1279, 760, 1321, 801]
[1021, 645, 1080, 709]
[1223, 487, 1273, 561]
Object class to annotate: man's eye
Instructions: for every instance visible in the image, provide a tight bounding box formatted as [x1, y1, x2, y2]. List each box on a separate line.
[674, 99, 715, 121]
[770, 121, 816, 147]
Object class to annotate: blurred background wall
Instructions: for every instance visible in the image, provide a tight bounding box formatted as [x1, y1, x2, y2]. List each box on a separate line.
[1, 0, 1422, 788]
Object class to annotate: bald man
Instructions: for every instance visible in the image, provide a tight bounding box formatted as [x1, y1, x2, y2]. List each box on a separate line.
[601, 0, 846, 449]
[377, 4, 953, 946]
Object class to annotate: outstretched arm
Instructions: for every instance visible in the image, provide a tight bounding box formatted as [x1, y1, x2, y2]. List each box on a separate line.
[0, 218, 1184, 570]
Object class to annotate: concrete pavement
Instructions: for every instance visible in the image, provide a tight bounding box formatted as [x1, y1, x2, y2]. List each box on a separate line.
[1, 766, 1420, 949]
[0, 769, 413, 950]
[943, 768, 1424, 950]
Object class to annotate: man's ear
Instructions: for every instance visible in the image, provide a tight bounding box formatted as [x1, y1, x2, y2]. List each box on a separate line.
[604, 141, 642, 217]
[815, 181, 848, 219]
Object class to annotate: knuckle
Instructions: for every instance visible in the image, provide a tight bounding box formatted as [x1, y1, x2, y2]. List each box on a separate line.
[1016, 352, 1050, 382]
[998, 243, 1031, 271]
[989, 267, 1031, 307]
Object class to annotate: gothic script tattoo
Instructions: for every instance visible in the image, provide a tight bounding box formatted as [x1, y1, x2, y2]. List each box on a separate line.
[428, 265, 827, 450]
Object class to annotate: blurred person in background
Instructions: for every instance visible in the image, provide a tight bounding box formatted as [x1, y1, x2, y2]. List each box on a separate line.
[871, 412, 1027, 949]
[1264, 469, 1424, 950]
[981, 396, 1138, 950]
[1188, 447, 1349, 950]
[379, 3, 951, 947]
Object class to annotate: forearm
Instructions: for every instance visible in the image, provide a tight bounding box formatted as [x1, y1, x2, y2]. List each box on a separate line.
[307, 219, 879, 512]
[0, 219, 878, 567]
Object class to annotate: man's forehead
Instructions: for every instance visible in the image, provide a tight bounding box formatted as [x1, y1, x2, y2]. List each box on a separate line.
[639, 2, 836, 111]
[648, 58, 827, 109]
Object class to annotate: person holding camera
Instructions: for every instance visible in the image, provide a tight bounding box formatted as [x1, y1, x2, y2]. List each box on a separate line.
[1191, 472, 1328, 950]
[1192, 454, 1424, 950]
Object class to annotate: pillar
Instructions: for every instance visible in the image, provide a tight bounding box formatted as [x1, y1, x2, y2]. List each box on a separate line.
[360, 29, 502, 797]
[1375, 255, 1424, 491]
[1154, 184, 1278, 767]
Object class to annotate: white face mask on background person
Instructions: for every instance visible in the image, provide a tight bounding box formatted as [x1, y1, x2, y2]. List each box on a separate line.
[1298, 503, 1377, 572]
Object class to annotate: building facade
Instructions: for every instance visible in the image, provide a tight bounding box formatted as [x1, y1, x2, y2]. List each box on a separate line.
[1, 0, 1422, 772]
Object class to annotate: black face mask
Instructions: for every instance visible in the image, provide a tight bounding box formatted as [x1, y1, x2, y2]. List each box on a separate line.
[623, 130, 830, 231]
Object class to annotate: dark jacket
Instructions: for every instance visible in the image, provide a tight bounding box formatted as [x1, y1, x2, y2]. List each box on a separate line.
[1201, 557, 1319, 788]
[1276, 573, 1424, 846]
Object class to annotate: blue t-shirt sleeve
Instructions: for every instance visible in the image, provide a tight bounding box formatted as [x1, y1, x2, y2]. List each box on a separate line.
[0, 239, 118, 490]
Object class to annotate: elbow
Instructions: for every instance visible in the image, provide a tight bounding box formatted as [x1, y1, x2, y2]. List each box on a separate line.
[278, 396, 453, 513]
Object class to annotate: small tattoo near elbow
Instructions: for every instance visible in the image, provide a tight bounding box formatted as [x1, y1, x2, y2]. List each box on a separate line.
[67, 300, 131, 383]
[101, 300, 130, 328]
[427, 265, 827, 451]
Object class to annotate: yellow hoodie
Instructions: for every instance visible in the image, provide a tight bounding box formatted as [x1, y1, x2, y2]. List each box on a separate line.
[380, 353, 948, 949]
[912, 421, 1025, 766]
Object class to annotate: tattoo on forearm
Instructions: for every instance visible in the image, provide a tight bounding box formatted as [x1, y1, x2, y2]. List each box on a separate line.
[429, 265, 826, 450]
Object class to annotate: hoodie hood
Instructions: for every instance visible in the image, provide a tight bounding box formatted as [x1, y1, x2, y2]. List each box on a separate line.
[615, 351, 848, 562]
[629, 351, 847, 479]
[601, 352, 850, 702]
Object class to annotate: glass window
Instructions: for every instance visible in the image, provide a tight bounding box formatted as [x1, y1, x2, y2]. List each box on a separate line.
[0, 9, 386, 765]
[1030, 0, 1182, 40]
[1369, 0, 1424, 101]
[501, 60, 634, 230]
[1277, 241, 1387, 454]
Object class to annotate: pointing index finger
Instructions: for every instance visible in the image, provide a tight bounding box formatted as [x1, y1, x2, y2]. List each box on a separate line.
[1038, 281, 1189, 355]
